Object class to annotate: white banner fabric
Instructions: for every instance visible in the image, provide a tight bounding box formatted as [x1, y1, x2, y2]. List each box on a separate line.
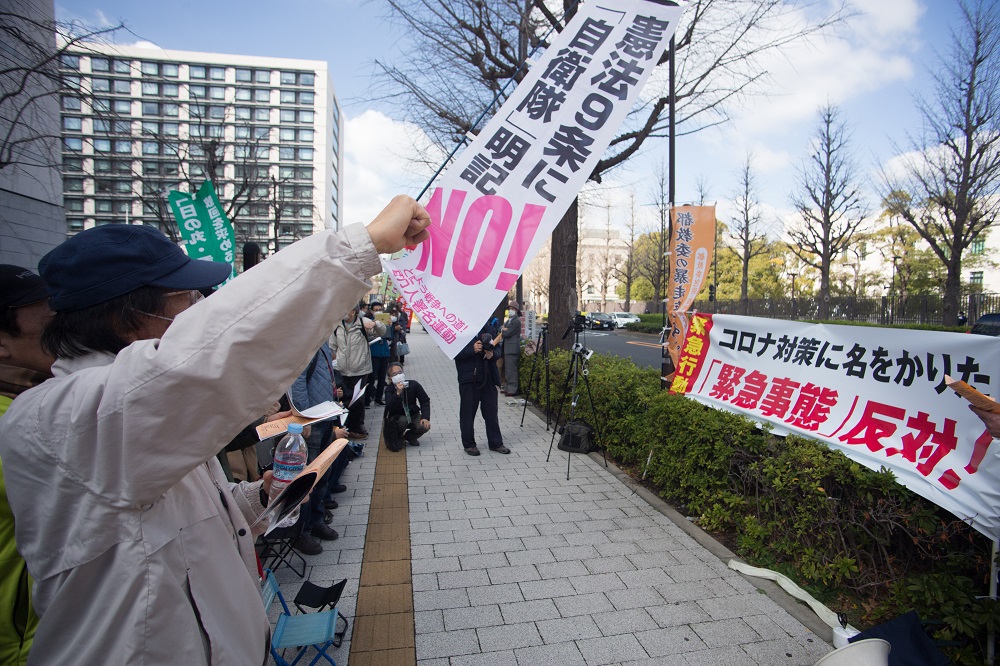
[383, 0, 687, 357]
[677, 314, 1000, 540]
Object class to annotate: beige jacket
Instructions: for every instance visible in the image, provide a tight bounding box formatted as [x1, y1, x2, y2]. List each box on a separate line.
[0, 224, 380, 665]
[329, 316, 385, 377]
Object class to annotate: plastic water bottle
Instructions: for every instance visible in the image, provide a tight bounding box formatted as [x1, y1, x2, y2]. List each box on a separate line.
[268, 422, 308, 527]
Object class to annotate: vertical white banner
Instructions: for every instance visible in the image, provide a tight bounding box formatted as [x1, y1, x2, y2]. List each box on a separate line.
[385, 1, 687, 358]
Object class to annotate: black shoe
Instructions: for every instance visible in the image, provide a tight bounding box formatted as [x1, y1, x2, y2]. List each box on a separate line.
[374, 399, 385, 405]
[464, 447, 480, 456]
[489, 445, 511, 454]
[324, 508, 334, 525]
[364, 402, 371, 409]
[330, 484, 348, 494]
[312, 523, 339, 541]
[407, 438, 420, 447]
[292, 534, 323, 555]
[323, 498, 338, 510]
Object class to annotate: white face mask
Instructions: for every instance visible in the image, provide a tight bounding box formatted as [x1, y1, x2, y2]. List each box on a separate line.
[390, 315, 398, 323]
[506, 310, 514, 319]
[392, 372, 407, 385]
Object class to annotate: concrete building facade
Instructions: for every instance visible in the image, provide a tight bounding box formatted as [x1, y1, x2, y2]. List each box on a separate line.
[58, 43, 343, 254]
[0, 0, 66, 269]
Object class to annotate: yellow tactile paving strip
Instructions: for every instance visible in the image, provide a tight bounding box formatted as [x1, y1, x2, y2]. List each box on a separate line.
[348, 433, 416, 666]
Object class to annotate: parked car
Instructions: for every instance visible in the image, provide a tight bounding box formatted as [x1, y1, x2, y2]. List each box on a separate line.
[586, 312, 615, 330]
[609, 312, 641, 328]
[970, 313, 1000, 336]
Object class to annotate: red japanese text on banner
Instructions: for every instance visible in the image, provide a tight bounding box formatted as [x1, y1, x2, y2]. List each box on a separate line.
[384, 1, 687, 358]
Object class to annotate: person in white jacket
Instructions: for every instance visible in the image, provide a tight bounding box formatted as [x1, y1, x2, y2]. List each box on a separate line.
[0, 196, 429, 665]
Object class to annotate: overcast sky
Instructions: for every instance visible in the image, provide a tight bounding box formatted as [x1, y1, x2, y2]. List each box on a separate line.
[57, 0, 964, 237]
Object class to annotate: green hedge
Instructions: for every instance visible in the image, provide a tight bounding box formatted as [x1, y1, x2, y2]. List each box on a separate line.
[620, 313, 664, 334]
[518, 348, 997, 664]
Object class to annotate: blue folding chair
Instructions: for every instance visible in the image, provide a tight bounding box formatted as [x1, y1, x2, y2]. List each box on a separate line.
[260, 569, 339, 666]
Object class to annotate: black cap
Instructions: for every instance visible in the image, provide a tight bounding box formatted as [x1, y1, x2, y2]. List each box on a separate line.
[0, 265, 49, 310]
[39, 224, 233, 312]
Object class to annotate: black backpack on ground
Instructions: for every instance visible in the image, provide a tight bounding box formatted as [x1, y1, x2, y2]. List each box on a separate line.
[557, 420, 599, 454]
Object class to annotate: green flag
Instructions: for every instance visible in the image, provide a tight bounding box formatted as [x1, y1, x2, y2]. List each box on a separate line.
[167, 181, 236, 284]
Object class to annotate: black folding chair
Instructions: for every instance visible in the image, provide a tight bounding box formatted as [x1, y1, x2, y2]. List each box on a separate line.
[257, 524, 306, 578]
[293, 579, 350, 648]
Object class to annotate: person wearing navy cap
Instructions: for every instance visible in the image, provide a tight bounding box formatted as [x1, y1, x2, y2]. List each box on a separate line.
[0, 197, 431, 665]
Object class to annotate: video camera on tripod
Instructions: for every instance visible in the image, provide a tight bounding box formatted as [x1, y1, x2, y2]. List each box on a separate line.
[563, 313, 588, 339]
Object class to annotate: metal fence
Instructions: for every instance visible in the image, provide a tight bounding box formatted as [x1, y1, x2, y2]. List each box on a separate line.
[687, 293, 1000, 326]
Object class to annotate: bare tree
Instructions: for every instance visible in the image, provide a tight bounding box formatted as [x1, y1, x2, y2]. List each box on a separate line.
[613, 191, 640, 313]
[633, 230, 666, 314]
[593, 204, 619, 312]
[882, 0, 1000, 325]
[374, 0, 848, 347]
[788, 104, 868, 319]
[522, 238, 550, 314]
[729, 154, 770, 312]
[635, 163, 670, 315]
[134, 104, 275, 243]
[0, 6, 123, 173]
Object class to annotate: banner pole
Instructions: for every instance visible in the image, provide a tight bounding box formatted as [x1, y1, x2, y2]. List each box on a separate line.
[415, 2, 576, 201]
[990, 538, 997, 665]
[661, 34, 676, 390]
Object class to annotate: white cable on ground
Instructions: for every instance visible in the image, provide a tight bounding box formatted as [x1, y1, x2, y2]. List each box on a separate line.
[728, 559, 859, 635]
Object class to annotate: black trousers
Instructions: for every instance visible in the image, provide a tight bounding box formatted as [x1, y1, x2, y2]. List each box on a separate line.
[383, 414, 428, 450]
[458, 382, 503, 449]
[367, 356, 389, 404]
[341, 374, 366, 433]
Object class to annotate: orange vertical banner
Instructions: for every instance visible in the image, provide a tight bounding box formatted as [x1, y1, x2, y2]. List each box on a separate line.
[665, 205, 716, 368]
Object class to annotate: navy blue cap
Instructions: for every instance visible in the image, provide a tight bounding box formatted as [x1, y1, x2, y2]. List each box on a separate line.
[0, 265, 49, 310]
[39, 224, 233, 312]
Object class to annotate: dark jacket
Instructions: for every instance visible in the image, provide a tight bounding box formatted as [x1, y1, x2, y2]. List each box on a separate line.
[383, 380, 430, 421]
[290, 342, 335, 412]
[454, 332, 501, 387]
[290, 342, 338, 451]
[502, 314, 521, 355]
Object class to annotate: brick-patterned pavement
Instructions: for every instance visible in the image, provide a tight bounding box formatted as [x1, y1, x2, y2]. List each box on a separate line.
[270, 325, 833, 666]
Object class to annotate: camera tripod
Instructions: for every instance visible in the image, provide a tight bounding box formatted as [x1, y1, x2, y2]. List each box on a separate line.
[520, 324, 551, 430]
[546, 325, 607, 480]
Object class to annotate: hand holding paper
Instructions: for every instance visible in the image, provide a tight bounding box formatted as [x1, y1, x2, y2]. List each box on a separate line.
[349, 381, 367, 407]
[252, 439, 349, 535]
[945, 374, 999, 412]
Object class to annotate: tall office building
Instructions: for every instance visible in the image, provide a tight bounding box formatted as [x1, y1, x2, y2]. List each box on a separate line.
[0, 0, 66, 268]
[58, 44, 343, 253]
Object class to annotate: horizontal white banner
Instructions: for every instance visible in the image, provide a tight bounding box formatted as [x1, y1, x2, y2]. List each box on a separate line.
[675, 314, 1000, 540]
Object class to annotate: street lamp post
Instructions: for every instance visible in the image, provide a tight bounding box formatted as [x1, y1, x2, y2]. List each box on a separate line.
[789, 272, 798, 320]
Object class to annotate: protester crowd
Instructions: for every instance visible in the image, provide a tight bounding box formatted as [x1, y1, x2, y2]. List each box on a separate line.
[0, 196, 430, 664]
[0, 190, 543, 663]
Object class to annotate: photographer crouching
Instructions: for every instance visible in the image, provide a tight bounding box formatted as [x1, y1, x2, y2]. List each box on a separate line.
[454, 323, 510, 456]
[383, 362, 430, 451]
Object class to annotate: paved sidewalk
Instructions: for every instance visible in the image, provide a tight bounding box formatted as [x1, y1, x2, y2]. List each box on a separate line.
[275, 327, 834, 666]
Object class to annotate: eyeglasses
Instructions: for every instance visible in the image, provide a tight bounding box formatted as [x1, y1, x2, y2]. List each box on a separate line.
[163, 290, 204, 306]
[137, 290, 203, 322]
